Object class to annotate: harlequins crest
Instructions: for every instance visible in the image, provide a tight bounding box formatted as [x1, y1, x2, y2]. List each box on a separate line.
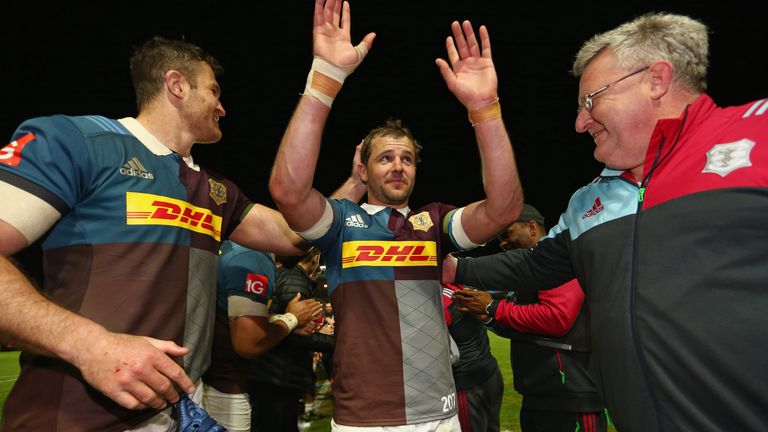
[408, 211, 433, 232]
[208, 179, 227, 205]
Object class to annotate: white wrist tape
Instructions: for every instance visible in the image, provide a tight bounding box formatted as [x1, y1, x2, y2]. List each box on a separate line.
[303, 43, 369, 107]
[269, 312, 299, 332]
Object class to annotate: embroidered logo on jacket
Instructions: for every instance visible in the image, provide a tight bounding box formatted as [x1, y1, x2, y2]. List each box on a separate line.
[0, 133, 35, 167]
[119, 157, 155, 179]
[126, 192, 222, 240]
[341, 240, 437, 268]
[408, 211, 434, 232]
[581, 197, 604, 219]
[702, 139, 755, 177]
[344, 214, 368, 228]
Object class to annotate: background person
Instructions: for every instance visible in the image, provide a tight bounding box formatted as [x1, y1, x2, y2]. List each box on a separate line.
[453, 204, 606, 432]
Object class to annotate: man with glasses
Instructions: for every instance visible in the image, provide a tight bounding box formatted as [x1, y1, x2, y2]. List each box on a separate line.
[444, 12, 768, 431]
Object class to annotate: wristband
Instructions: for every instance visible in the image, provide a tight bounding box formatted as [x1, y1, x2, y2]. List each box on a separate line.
[269, 312, 299, 332]
[481, 315, 495, 327]
[468, 98, 501, 126]
[484, 299, 499, 320]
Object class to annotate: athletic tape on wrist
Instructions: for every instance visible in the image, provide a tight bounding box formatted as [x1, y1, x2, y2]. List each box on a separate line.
[303, 43, 369, 107]
[269, 312, 299, 332]
[468, 98, 501, 126]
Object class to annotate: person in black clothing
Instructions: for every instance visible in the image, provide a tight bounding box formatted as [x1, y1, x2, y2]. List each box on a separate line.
[248, 247, 333, 432]
[442, 283, 504, 432]
[453, 204, 606, 432]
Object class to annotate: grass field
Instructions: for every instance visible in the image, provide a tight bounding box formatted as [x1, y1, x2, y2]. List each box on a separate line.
[0, 350, 20, 425]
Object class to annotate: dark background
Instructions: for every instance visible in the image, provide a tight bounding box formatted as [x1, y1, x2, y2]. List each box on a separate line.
[2, 1, 767, 274]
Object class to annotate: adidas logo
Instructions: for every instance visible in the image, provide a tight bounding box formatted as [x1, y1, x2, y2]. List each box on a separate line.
[345, 214, 368, 228]
[119, 157, 154, 180]
[581, 197, 604, 219]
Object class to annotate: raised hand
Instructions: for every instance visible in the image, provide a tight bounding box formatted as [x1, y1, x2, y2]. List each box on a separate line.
[313, 0, 375, 71]
[435, 20, 499, 111]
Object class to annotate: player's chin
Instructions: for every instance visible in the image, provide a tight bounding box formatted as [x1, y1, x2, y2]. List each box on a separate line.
[197, 131, 223, 145]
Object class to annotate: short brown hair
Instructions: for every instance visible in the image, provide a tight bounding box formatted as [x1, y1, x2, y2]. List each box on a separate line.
[360, 118, 423, 166]
[129, 36, 224, 112]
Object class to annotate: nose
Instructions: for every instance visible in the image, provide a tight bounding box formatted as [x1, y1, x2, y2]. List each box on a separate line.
[574, 108, 592, 134]
[391, 157, 404, 171]
[217, 101, 226, 118]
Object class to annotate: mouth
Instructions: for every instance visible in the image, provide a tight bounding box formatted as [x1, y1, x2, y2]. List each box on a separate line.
[589, 128, 605, 141]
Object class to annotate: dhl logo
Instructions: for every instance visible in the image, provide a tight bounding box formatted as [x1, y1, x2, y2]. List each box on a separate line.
[126, 192, 222, 240]
[341, 241, 437, 268]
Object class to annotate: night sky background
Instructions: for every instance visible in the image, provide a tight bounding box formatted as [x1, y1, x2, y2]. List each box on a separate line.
[2, 1, 766, 276]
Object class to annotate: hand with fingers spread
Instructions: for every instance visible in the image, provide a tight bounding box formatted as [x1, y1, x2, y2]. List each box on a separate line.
[435, 20, 499, 112]
[305, 0, 376, 107]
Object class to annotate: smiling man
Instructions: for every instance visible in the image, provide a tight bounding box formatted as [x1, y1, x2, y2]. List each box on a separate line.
[0, 35, 365, 431]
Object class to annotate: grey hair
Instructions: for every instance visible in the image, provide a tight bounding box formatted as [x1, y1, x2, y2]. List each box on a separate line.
[572, 12, 709, 92]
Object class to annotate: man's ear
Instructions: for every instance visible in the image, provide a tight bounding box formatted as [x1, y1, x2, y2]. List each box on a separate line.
[357, 163, 368, 184]
[165, 70, 186, 100]
[648, 61, 673, 101]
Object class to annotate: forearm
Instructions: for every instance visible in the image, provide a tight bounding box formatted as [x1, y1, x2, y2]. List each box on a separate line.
[269, 95, 333, 231]
[231, 316, 291, 358]
[460, 119, 523, 244]
[474, 118, 523, 225]
[230, 204, 307, 255]
[0, 256, 108, 361]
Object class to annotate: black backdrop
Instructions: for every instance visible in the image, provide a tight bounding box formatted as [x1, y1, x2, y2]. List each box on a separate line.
[2, 1, 767, 277]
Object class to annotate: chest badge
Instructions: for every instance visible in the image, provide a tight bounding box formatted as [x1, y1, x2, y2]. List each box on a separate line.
[208, 179, 228, 205]
[702, 139, 755, 177]
[408, 211, 434, 232]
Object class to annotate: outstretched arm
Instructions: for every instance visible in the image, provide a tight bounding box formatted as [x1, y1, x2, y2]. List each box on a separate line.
[270, 0, 375, 232]
[435, 21, 523, 244]
[453, 280, 584, 337]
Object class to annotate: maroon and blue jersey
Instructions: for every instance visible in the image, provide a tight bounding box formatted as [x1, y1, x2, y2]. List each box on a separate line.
[0, 115, 251, 431]
[309, 199, 463, 427]
[203, 240, 275, 394]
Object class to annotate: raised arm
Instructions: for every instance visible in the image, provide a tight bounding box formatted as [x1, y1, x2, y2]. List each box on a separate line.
[269, 0, 375, 232]
[435, 21, 523, 244]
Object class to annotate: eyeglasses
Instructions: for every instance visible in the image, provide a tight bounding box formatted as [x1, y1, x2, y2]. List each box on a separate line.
[577, 66, 649, 113]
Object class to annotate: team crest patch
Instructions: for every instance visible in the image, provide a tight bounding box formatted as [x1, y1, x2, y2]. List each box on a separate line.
[702, 139, 755, 177]
[408, 211, 434, 232]
[208, 179, 227, 205]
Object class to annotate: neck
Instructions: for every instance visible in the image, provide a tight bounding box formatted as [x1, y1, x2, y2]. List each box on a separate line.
[136, 110, 194, 157]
